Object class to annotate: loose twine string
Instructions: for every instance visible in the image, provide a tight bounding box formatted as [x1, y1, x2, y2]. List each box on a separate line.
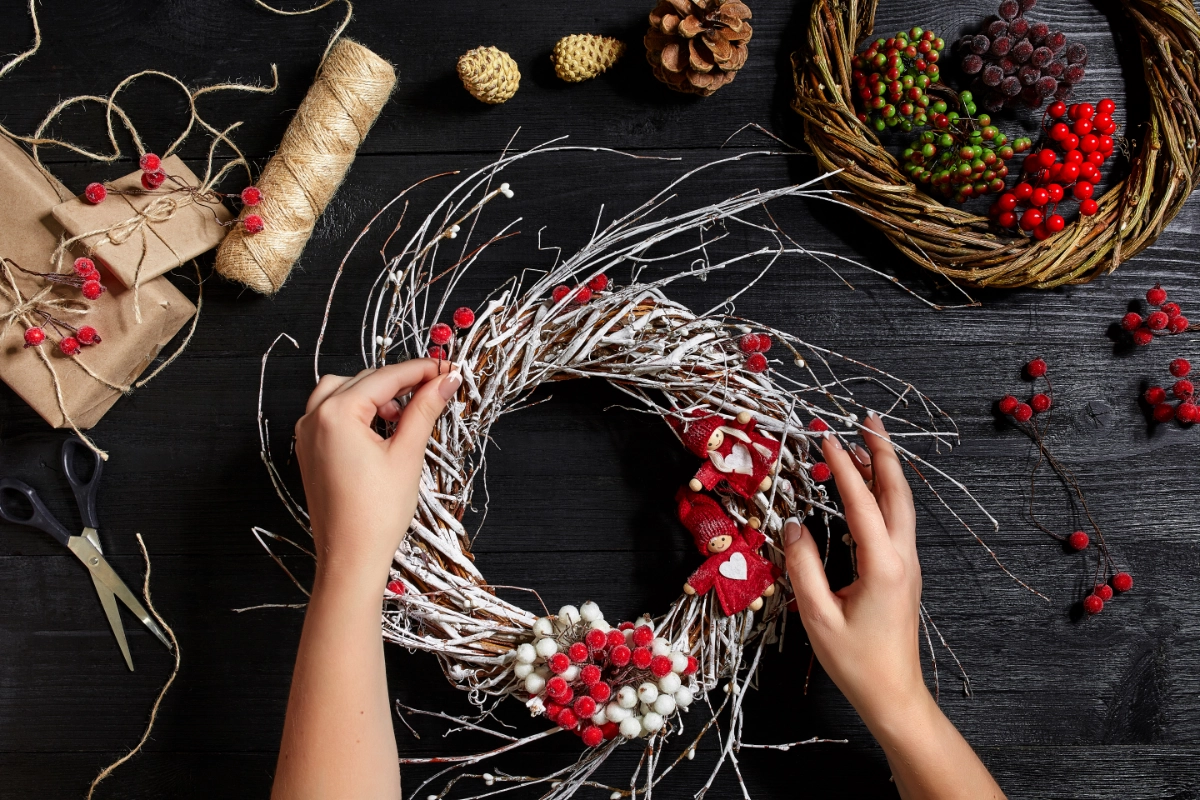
[85, 534, 180, 800]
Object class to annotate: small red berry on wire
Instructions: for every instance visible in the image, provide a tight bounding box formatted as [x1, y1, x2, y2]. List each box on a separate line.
[1067, 530, 1090, 551]
[1170, 358, 1192, 378]
[580, 725, 604, 747]
[809, 418, 829, 432]
[141, 169, 166, 190]
[83, 182, 107, 204]
[999, 395, 1019, 415]
[573, 287, 593, 304]
[1168, 315, 1190, 334]
[756, 334, 772, 352]
[542, 702, 562, 722]
[386, 579, 405, 595]
[59, 336, 81, 356]
[1082, 594, 1104, 615]
[76, 326, 100, 345]
[139, 153, 161, 172]
[452, 307, 475, 329]
[556, 709, 579, 730]
[1152, 402, 1176, 423]
[81, 280, 104, 300]
[1146, 285, 1167, 305]
[240, 186, 263, 206]
[1144, 386, 1167, 405]
[811, 463, 832, 482]
[429, 323, 453, 346]
[1177, 402, 1199, 424]
[1173, 379, 1194, 400]
[605, 629, 624, 649]
[738, 333, 762, 353]
[631, 646, 653, 669]
[1094, 584, 1114, 601]
[1012, 403, 1033, 422]
[23, 327, 44, 347]
[1132, 327, 1154, 346]
[568, 642, 589, 663]
[580, 664, 602, 686]
[1025, 358, 1048, 378]
[573, 696, 597, 719]
[586, 273, 609, 292]
[584, 629, 606, 650]
[1111, 572, 1134, 592]
[428, 345, 446, 359]
[1030, 393, 1052, 413]
[1161, 302, 1182, 319]
[243, 214, 265, 234]
[551, 285, 571, 303]
[609, 644, 631, 667]
[632, 626, 654, 647]
[590, 682, 612, 702]
[600, 721, 620, 740]
[548, 653, 570, 674]
[1147, 311, 1169, 331]
[650, 656, 673, 677]
[745, 353, 768, 373]
[1121, 312, 1142, 332]
[73, 257, 97, 277]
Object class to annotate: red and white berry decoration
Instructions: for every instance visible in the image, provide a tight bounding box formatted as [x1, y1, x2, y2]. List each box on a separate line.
[515, 602, 699, 745]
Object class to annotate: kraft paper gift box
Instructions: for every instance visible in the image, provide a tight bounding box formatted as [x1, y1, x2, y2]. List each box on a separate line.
[51, 154, 232, 289]
[0, 135, 196, 429]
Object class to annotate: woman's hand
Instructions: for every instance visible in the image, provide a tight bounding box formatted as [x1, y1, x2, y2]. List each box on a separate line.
[784, 414, 1005, 800]
[294, 359, 461, 584]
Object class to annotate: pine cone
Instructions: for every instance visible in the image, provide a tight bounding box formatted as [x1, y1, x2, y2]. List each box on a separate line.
[645, 0, 752, 96]
[457, 46, 520, 104]
[552, 34, 626, 82]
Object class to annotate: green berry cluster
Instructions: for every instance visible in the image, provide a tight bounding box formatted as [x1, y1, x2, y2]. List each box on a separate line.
[901, 102, 1033, 202]
[852, 27, 946, 133]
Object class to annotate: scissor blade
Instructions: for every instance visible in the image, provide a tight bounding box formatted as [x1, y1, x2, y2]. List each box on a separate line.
[66, 536, 173, 651]
[92, 574, 134, 670]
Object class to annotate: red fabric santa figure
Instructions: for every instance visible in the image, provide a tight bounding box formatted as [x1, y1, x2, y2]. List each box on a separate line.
[670, 410, 781, 499]
[677, 488, 780, 616]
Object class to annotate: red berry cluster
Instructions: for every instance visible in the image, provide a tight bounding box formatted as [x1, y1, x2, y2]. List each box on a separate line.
[1121, 284, 1192, 346]
[1083, 571, 1134, 615]
[997, 357, 1052, 422]
[806, 418, 833, 480]
[1145, 358, 1196, 425]
[738, 331, 772, 373]
[426, 306, 476, 360]
[551, 273, 609, 306]
[990, 99, 1115, 236]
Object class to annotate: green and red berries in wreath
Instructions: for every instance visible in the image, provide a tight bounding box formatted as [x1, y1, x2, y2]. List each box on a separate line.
[852, 27, 946, 133]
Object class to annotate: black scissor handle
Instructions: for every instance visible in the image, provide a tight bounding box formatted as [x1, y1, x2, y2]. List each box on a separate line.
[60, 436, 102, 530]
[0, 478, 74, 546]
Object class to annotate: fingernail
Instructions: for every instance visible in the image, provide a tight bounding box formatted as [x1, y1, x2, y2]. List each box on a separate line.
[785, 519, 804, 545]
[866, 409, 877, 419]
[438, 371, 462, 400]
[825, 435, 842, 451]
[854, 444, 871, 465]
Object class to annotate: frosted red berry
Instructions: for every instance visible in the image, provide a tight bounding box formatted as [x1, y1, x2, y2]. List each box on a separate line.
[999, 395, 1019, 415]
[59, 336, 81, 356]
[546, 675, 569, 698]
[609, 644, 631, 667]
[739, 333, 762, 353]
[1146, 285, 1167, 305]
[632, 625, 654, 647]
[580, 664, 602, 685]
[809, 418, 829, 432]
[83, 182, 107, 204]
[139, 153, 161, 172]
[76, 325, 99, 345]
[240, 186, 262, 206]
[1012, 403, 1033, 422]
[23, 327, 44, 347]
[1168, 315, 1189, 334]
[605, 629, 624, 649]
[556, 709, 579, 730]
[430, 323, 453, 345]
[1177, 402, 1199, 424]
[756, 334, 772, 352]
[452, 307, 475, 329]
[573, 287, 593, 304]
[568, 642, 589, 663]
[1111, 572, 1133, 592]
[1082, 594, 1104, 615]
[1094, 584, 1114, 601]
[81, 280, 104, 300]
[1152, 402, 1176, 423]
[590, 682, 612, 702]
[586, 273, 609, 292]
[574, 696, 597, 719]
[1144, 386, 1167, 405]
[1161, 302, 1181, 319]
[73, 257, 97, 277]
[581, 725, 604, 747]
[1067, 530, 1090, 551]
[141, 169, 166, 190]
[1025, 357, 1048, 378]
[1147, 311, 1168, 331]
[1132, 327, 1154, 346]
[428, 346, 446, 360]
[1121, 313, 1143, 332]
[243, 214, 265, 234]
[1169, 358, 1191, 378]
[1030, 393, 1052, 413]
[548, 653, 571, 674]
[386, 579, 405, 595]
[631, 646, 653, 669]
[811, 463, 832, 482]
[1173, 379, 1194, 400]
[551, 285, 571, 303]
[600, 721, 620, 740]
[584, 629, 607, 650]
[650, 656, 673, 678]
[543, 702, 563, 721]
[745, 353, 768, 373]
[617, 621, 635, 630]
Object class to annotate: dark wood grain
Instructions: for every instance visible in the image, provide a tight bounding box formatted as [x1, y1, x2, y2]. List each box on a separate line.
[1, 0, 1198, 798]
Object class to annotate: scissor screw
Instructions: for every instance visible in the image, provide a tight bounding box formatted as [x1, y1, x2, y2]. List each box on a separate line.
[90, 557, 99, 566]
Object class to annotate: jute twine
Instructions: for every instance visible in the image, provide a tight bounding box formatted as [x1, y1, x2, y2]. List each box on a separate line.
[214, 38, 396, 295]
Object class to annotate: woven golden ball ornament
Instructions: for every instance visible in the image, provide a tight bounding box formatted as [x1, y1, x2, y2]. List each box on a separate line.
[551, 34, 626, 82]
[458, 46, 521, 104]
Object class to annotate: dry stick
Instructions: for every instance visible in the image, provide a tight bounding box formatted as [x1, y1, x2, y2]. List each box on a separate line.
[86, 535, 180, 800]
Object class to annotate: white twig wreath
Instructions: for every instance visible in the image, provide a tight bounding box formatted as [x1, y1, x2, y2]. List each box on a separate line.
[256, 141, 1007, 799]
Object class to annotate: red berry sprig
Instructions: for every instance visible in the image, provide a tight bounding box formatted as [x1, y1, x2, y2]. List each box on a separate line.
[22, 310, 101, 357]
[4, 256, 106, 302]
[995, 357, 1131, 614]
[550, 274, 609, 306]
[1121, 283, 1193, 346]
[1144, 357, 1196, 425]
[737, 331, 772, 374]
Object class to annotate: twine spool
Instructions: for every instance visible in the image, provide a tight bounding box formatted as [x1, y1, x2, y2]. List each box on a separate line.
[215, 38, 396, 294]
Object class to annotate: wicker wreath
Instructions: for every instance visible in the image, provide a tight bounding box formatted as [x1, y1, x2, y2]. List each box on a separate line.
[257, 147, 981, 796]
[791, 0, 1200, 289]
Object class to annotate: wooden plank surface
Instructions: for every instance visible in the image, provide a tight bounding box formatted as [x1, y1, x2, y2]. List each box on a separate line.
[1, 0, 1198, 797]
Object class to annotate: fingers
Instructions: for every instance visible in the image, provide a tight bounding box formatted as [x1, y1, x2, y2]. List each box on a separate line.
[306, 374, 351, 414]
[821, 434, 890, 559]
[388, 370, 462, 469]
[332, 360, 451, 425]
[784, 519, 839, 627]
[849, 444, 873, 485]
[860, 414, 916, 553]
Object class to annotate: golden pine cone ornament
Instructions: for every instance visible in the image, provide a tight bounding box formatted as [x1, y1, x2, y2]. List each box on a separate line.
[644, 0, 752, 96]
[457, 46, 521, 104]
[551, 34, 626, 82]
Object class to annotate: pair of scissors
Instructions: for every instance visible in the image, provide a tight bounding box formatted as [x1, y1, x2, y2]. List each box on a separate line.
[0, 437, 171, 670]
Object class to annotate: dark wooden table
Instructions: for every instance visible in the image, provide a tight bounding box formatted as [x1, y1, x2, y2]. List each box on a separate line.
[1, 1, 1198, 798]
